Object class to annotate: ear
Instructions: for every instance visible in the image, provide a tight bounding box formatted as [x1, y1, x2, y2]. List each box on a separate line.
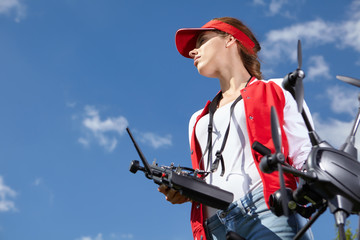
[225, 35, 237, 48]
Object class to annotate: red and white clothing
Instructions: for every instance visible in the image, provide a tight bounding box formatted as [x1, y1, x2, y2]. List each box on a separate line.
[189, 89, 262, 219]
[188, 77, 313, 240]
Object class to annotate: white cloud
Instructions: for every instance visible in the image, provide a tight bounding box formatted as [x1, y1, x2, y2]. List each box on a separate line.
[0, 0, 26, 22]
[309, 85, 359, 148]
[33, 178, 42, 186]
[138, 132, 172, 149]
[0, 176, 17, 212]
[326, 85, 359, 117]
[78, 137, 90, 148]
[261, 1, 360, 68]
[253, 0, 265, 6]
[307, 55, 331, 80]
[83, 106, 128, 135]
[312, 74, 360, 150]
[31, 177, 55, 205]
[76, 233, 134, 240]
[252, 0, 292, 17]
[67, 102, 77, 108]
[341, 19, 360, 52]
[78, 105, 173, 151]
[120, 234, 133, 239]
[80, 105, 128, 152]
[269, 0, 288, 15]
[261, 19, 337, 64]
[76, 233, 103, 240]
[312, 113, 358, 149]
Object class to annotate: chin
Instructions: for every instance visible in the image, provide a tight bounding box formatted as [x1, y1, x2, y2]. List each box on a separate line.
[196, 62, 218, 78]
[197, 67, 217, 78]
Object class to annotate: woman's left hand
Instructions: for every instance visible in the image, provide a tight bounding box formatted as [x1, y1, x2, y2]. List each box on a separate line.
[158, 184, 191, 204]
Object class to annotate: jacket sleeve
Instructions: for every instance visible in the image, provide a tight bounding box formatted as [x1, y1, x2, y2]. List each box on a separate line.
[281, 82, 313, 170]
[188, 109, 202, 146]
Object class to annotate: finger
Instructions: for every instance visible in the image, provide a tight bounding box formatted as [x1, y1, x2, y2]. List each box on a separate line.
[173, 194, 190, 204]
[167, 189, 189, 204]
[158, 185, 169, 194]
[166, 188, 178, 200]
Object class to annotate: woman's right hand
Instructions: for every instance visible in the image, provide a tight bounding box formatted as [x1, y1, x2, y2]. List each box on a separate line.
[158, 184, 191, 204]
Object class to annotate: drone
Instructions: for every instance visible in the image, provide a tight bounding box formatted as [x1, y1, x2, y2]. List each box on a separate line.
[252, 40, 360, 240]
[128, 40, 360, 240]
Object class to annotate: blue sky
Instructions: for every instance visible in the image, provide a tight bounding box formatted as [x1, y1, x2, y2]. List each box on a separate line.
[1, 0, 360, 239]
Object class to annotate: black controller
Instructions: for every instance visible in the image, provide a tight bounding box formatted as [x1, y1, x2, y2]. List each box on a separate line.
[127, 127, 234, 210]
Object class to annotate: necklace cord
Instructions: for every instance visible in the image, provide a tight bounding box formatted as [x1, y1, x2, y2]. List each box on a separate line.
[199, 76, 252, 177]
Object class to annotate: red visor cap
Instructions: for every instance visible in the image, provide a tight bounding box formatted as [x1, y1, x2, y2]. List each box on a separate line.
[175, 20, 255, 58]
[175, 27, 215, 58]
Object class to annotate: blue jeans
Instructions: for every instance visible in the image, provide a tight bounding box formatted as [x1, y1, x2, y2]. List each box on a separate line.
[204, 187, 314, 240]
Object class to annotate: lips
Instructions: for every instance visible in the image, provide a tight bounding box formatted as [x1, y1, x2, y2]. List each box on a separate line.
[194, 56, 200, 66]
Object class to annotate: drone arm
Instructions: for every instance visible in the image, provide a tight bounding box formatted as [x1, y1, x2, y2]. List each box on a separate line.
[340, 103, 360, 158]
[250, 145, 317, 181]
[293, 202, 327, 240]
[349, 105, 360, 138]
[301, 109, 314, 133]
[281, 165, 317, 182]
[300, 107, 333, 148]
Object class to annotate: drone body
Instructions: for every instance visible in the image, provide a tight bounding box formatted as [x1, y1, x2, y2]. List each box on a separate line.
[303, 146, 360, 214]
[253, 40, 360, 240]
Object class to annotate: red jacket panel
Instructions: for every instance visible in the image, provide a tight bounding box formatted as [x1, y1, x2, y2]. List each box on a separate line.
[189, 78, 299, 240]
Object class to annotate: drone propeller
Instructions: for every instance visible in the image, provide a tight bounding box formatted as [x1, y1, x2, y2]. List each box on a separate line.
[295, 40, 304, 112]
[336, 75, 360, 88]
[271, 106, 282, 153]
[297, 39, 302, 69]
[282, 40, 305, 113]
[271, 106, 289, 217]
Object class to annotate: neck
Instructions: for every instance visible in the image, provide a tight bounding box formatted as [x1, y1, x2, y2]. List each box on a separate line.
[219, 73, 251, 98]
[215, 46, 252, 102]
[216, 73, 251, 108]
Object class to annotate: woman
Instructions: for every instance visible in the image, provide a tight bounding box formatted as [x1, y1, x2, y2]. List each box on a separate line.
[159, 17, 313, 240]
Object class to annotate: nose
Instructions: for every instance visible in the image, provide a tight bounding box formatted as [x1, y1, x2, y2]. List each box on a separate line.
[189, 48, 198, 58]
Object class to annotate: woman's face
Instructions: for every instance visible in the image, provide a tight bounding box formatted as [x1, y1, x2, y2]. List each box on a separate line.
[189, 31, 228, 78]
